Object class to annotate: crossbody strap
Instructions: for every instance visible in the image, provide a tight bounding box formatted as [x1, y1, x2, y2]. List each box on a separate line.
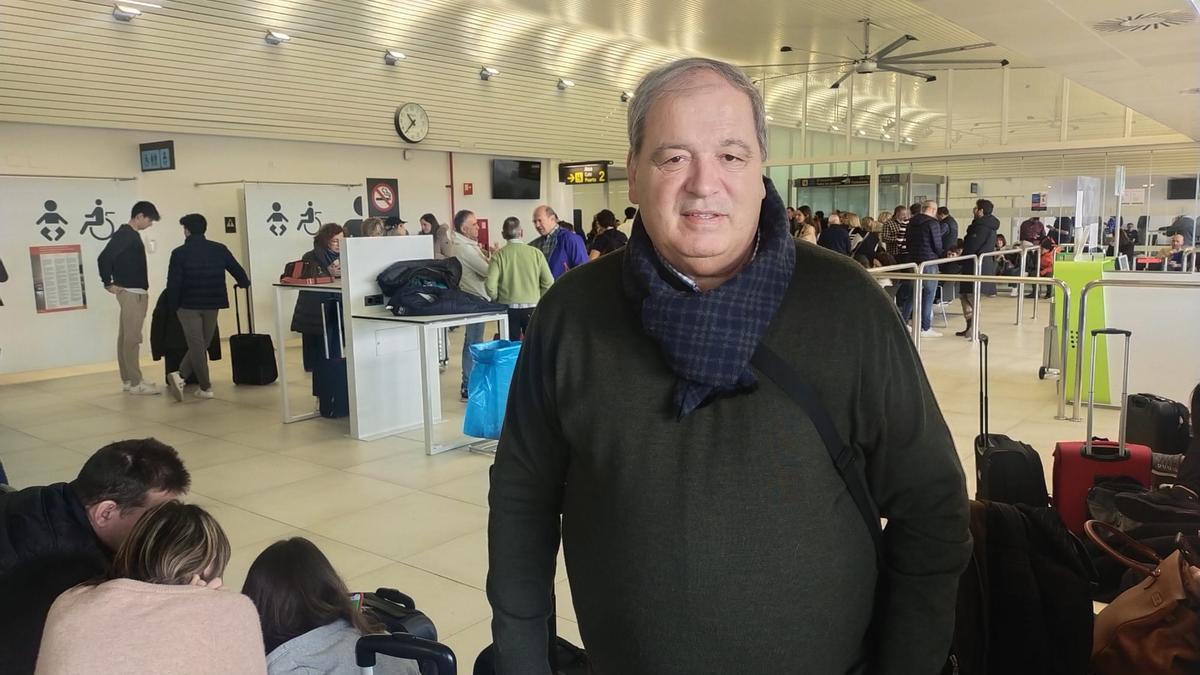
[752, 345, 884, 568]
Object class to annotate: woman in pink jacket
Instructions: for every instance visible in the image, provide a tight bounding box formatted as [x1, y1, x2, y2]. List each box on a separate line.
[36, 501, 266, 675]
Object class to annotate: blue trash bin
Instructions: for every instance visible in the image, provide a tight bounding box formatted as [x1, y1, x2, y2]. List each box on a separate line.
[463, 340, 521, 440]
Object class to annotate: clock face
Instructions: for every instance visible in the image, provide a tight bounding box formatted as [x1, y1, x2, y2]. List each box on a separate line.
[394, 103, 429, 143]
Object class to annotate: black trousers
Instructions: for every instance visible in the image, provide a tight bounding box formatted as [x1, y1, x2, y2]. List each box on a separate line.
[507, 307, 535, 341]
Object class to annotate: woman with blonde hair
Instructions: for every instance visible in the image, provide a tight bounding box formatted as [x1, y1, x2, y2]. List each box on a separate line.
[36, 502, 266, 675]
[361, 217, 385, 238]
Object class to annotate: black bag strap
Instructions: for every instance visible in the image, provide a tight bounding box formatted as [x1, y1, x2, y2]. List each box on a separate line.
[752, 345, 884, 567]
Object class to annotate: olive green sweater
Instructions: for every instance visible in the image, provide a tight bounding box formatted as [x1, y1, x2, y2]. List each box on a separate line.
[487, 243, 970, 675]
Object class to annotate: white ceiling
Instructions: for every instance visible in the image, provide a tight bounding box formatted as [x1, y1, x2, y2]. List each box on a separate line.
[914, 0, 1200, 140]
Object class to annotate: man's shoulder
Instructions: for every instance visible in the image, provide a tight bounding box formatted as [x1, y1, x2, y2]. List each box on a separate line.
[539, 249, 623, 311]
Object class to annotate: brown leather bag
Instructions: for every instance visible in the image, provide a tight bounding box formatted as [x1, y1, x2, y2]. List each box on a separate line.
[1085, 520, 1200, 674]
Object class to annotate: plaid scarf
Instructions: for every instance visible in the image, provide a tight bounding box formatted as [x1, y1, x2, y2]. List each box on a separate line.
[622, 177, 796, 418]
[537, 227, 560, 259]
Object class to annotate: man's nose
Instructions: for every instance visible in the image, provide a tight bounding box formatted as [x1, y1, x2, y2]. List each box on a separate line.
[683, 157, 720, 197]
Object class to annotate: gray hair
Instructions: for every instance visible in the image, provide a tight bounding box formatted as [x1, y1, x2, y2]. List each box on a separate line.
[627, 57, 767, 160]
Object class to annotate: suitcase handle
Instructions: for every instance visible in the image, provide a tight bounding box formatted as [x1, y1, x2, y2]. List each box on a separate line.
[1085, 328, 1132, 459]
[355, 634, 456, 673]
[978, 333, 990, 440]
[233, 285, 254, 335]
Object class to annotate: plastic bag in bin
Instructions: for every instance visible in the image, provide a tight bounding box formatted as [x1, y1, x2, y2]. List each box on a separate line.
[463, 340, 522, 440]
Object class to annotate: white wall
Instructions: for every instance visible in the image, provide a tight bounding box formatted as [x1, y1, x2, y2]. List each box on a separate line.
[0, 122, 569, 374]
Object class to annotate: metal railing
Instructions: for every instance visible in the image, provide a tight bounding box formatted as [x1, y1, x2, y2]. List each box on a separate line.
[885, 272, 1073, 420]
[1070, 278, 1200, 420]
[920, 254, 981, 341]
[1016, 245, 1039, 323]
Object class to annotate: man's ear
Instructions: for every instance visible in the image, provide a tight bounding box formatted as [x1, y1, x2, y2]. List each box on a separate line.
[626, 151, 640, 205]
[87, 500, 120, 531]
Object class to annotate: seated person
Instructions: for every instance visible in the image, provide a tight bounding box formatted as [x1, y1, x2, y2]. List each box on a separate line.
[1157, 233, 1188, 271]
[1116, 383, 1200, 523]
[0, 439, 189, 674]
[242, 538, 419, 675]
[36, 501, 265, 675]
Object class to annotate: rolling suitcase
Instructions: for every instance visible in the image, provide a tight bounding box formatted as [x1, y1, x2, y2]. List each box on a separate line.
[230, 286, 278, 386]
[975, 333, 1051, 506]
[1124, 393, 1190, 455]
[1052, 328, 1152, 534]
[356, 633, 457, 675]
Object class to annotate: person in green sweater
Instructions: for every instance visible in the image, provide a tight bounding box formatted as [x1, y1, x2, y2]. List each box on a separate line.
[486, 56, 971, 675]
[485, 217, 554, 340]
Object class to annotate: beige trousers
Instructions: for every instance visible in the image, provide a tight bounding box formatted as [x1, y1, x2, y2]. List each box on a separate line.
[116, 291, 148, 385]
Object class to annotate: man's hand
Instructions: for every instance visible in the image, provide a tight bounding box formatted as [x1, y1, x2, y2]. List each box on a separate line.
[105, 284, 123, 295]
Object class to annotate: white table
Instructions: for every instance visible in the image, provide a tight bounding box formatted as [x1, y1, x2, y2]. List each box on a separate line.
[352, 308, 509, 455]
[273, 281, 344, 424]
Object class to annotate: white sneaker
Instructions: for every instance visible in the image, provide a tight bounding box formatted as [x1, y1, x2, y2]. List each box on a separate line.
[194, 388, 215, 400]
[1010, 287, 1019, 298]
[921, 329, 944, 338]
[122, 381, 132, 392]
[166, 371, 185, 402]
[127, 382, 161, 396]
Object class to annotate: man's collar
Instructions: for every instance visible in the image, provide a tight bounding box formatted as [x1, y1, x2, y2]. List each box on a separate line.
[652, 229, 763, 294]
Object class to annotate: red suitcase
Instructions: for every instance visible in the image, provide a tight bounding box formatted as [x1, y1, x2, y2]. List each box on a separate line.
[1052, 328, 1151, 534]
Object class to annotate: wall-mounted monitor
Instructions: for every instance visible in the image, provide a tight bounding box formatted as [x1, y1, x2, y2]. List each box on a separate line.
[1166, 177, 1198, 200]
[491, 159, 541, 200]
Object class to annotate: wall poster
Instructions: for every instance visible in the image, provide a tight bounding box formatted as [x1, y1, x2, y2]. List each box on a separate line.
[30, 244, 87, 313]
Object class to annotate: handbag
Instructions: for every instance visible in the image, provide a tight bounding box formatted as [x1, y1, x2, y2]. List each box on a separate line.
[1085, 520, 1200, 674]
[280, 259, 333, 284]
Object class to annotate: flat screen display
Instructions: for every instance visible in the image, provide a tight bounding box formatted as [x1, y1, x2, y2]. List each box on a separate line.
[1166, 177, 1197, 200]
[492, 160, 541, 200]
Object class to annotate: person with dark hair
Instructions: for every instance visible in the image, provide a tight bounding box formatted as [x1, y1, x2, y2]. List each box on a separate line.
[588, 209, 629, 260]
[897, 200, 945, 337]
[486, 218, 553, 341]
[165, 214, 251, 402]
[383, 216, 409, 237]
[36, 501, 265, 675]
[936, 206, 959, 254]
[1116, 383, 1200, 523]
[242, 538, 418, 675]
[955, 199, 1000, 337]
[1019, 215, 1046, 245]
[418, 213, 451, 259]
[618, 206, 638, 238]
[450, 209, 492, 400]
[98, 200, 161, 396]
[881, 204, 910, 256]
[0, 439, 190, 674]
[531, 205, 588, 279]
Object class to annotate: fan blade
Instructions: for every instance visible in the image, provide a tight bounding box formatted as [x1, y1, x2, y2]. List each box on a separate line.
[756, 66, 847, 84]
[829, 69, 855, 89]
[877, 64, 937, 82]
[741, 61, 852, 69]
[885, 43, 994, 60]
[882, 59, 1009, 66]
[870, 35, 917, 60]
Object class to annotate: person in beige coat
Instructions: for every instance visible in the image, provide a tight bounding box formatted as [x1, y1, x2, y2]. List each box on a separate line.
[36, 501, 266, 675]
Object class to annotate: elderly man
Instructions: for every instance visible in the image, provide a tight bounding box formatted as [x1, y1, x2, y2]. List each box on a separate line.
[449, 209, 492, 400]
[486, 217, 554, 340]
[530, 205, 587, 279]
[487, 57, 969, 675]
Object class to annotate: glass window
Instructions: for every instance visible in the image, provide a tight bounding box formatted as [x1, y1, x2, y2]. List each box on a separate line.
[1130, 111, 1178, 138]
[950, 69, 1002, 149]
[1067, 83, 1125, 141]
[1008, 69, 1063, 145]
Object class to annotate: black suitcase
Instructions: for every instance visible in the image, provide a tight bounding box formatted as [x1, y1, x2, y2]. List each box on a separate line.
[230, 286, 278, 386]
[974, 334, 1050, 507]
[1124, 393, 1190, 455]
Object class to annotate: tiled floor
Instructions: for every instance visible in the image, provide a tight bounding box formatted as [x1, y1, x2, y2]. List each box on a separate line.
[0, 292, 1123, 665]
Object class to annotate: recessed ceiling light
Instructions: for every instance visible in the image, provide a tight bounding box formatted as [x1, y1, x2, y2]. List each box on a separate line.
[480, 66, 499, 80]
[265, 30, 290, 45]
[557, 78, 575, 90]
[113, 4, 142, 21]
[882, 132, 892, 139]
[766, 115, 775, 121]
[620, 90, 634, 102]
[856, 129, 867, 136]
[384, 50, 405, 65]
[830, 123, 841, 132]
[903, 136, 914, 143]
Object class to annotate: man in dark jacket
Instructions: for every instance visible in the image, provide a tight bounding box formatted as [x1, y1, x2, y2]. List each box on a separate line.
[816, 213, 851, 254]
[97, 201, 160, 396]
[0, 439, 189, 674]
[899, 200, 945, 337]
[956, 199, 1000, 337]
[165, 214, 251, 401]
[488, 57, 969, 675]
[937, 206, 959, 254]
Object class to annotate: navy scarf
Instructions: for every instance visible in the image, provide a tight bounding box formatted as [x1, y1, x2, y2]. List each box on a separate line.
[622, 177, 796, 418]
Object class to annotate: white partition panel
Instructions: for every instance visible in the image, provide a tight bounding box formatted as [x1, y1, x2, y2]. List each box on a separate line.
[1103, 271, 1200, 406]
[242, 183, 362, 340]
[341, 236, 436, 440]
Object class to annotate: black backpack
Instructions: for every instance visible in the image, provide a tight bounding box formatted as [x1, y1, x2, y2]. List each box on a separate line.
[945, 501, 1095, 675]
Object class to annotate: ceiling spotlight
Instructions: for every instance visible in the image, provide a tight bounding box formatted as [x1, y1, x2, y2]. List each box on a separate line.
[265, 30, 290, 45]
[904, 136, 913, 143]
[557, 78, 575, 90]
[766, 115, 775, 121]
[882, 132, 892, 140]
[113, 4, 142, 21]
[856, 129, 867, 136]
[479, 66, 499, 81]
[830, 123, 841, 132]
[620, 90, 634, 102]
[384, 50, 406, 65]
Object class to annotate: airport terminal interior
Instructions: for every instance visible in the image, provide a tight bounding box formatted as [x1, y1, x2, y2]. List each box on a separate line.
[1, 0, 1199, 673]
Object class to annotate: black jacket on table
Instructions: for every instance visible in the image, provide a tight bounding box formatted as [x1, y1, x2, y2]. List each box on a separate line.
[166, 234, 250, 310]
[150, 290, 221, 361]
[97, 224, 148, 290]
[0, 483, 110, 674]
[903, 213, 945, 265]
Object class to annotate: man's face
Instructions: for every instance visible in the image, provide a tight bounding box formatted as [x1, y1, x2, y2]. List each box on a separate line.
[532, 208, 556, 236]
[1172, 235, 1185, 250]
[627, 70, 765, 283]
[87, 489, 178, 551]
[130, 214, 155, 231]
[896, 209, 909, 222]
[462, 214, 479, 240]
[973, 207, 983, 219]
